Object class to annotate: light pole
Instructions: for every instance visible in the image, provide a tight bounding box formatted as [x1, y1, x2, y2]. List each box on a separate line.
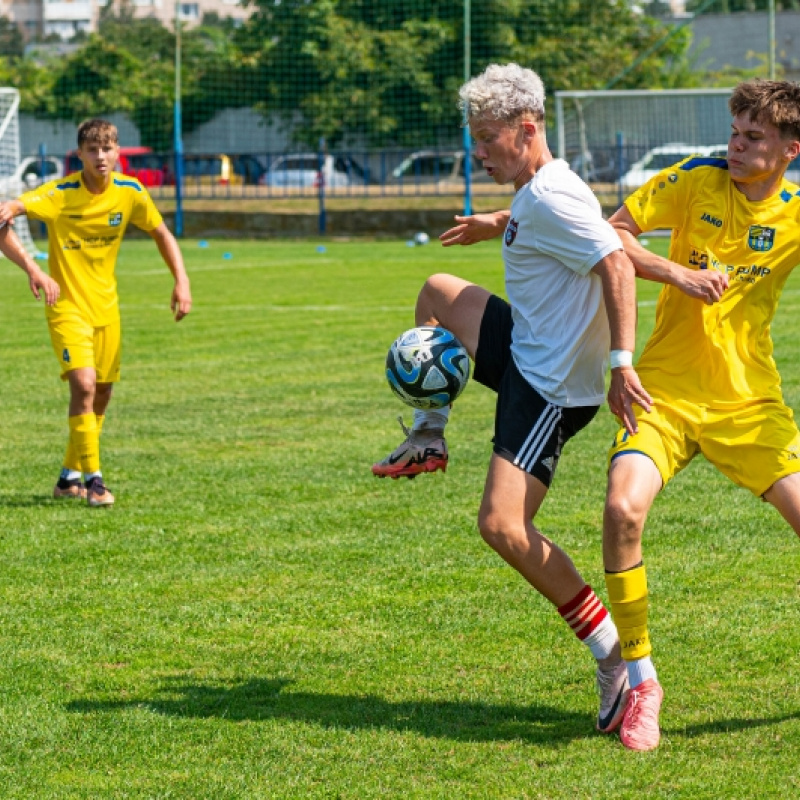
[174, 0, 184, 237]
[462, 0, 472, 216]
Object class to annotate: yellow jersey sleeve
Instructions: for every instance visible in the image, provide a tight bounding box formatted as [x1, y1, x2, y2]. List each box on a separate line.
[624, 156, 695, 233]
[19, 176, 71, 223]
[128, 182, 163, 232]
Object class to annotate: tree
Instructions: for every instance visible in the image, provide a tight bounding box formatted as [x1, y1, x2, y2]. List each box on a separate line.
[239, 0, 698, 147]
[0, 16, 24, 60]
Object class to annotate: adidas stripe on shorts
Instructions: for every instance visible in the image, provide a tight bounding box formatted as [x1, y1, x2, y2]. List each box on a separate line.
[474, 294, 598, 487]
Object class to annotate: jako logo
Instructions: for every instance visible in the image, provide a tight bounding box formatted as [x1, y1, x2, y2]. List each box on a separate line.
[701, 212, 722, 228]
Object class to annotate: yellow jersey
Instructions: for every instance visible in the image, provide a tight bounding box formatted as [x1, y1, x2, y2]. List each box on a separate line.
[20, 172, 163, 327]
[626, 156, 800, 408]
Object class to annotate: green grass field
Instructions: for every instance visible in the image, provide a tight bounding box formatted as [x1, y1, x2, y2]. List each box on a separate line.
[0, 237, 798, 799]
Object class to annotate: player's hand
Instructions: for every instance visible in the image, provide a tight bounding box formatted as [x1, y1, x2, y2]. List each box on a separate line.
[439, 212, 508, 246]
[171, 280, 192, 321]
[28, 267, 60, 306]
[607, 366, 651, 436]
[0, 203, 16, 227]
[676, 268, 729, 305]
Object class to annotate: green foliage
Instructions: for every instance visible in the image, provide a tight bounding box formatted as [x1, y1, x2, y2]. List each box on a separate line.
[0, 15, 24, 60]
[7, 0, 700, 152]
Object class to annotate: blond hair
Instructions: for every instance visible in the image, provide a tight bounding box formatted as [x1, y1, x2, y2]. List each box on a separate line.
[458, 63, 545, 125]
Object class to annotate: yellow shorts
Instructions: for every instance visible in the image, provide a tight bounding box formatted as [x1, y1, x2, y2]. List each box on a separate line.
[608, 397, 800, 497]
[48, 315, 121, 383]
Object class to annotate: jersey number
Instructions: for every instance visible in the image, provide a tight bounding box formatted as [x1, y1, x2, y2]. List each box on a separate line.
[62, 348, 70, 364]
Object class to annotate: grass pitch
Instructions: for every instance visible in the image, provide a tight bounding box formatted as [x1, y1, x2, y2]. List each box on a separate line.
[0, 237, 798, 798]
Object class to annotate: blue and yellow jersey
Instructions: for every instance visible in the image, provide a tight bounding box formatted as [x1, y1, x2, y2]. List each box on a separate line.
[20, 172, 163, 327]
[626, 156, 800, 407]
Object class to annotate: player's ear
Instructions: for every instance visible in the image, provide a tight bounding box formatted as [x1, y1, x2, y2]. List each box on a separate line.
[784, 139, 800, 162]
[520, 119, 538, 142]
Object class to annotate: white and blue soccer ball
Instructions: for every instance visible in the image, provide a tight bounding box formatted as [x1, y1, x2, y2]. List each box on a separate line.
[414, 231, 430, 245]
[385, 326, 470, 409]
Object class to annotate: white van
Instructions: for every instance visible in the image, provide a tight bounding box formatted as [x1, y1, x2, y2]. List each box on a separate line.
[619, 144, 728, 190]
[263, 153, 367, 188]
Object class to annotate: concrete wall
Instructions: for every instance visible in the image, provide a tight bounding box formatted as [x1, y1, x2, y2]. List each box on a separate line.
[688, 11, 800, 80]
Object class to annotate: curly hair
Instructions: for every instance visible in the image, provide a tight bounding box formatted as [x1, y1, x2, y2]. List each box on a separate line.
[729, 79, 800, 141]
[458, 63, 546, 124]
[77, 119, 119, 147]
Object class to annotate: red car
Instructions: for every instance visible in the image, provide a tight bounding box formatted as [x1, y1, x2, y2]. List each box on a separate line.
[65, 146, 167, 187]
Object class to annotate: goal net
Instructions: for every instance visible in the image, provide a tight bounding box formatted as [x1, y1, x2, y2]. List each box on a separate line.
[553, 88, 734, 184]
[0, 88, 42, 257]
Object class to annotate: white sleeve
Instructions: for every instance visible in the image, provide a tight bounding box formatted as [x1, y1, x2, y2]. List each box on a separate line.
[530, 191, 622, 276]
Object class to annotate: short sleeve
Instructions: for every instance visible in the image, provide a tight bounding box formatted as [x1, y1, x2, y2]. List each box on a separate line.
[531, 191, 622, 275]
[129, 186, 163, 232]
[18, 179, 65, 224]
[624, 157, 693, 233]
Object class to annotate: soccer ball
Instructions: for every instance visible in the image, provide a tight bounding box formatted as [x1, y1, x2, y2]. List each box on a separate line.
[385, 326, 470, 409]
[414, 231, 430, 245]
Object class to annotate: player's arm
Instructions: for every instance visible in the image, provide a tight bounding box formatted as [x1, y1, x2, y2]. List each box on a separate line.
[609, 206, 728, 305]
[0, 218, 59, 306]
[440, 210, 510, 246]
[148, 222, 192, 321]
[591, 248, 652, 435]
[0, 199, 25, 227]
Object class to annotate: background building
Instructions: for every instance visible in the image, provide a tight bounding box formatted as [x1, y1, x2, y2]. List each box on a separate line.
[0, 0, 249, 41]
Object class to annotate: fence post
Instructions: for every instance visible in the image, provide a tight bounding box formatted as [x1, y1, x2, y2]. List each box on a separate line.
[318, 137, 327, 236]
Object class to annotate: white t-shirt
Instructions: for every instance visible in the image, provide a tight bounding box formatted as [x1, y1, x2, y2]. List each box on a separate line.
[503, 159, 622, 407]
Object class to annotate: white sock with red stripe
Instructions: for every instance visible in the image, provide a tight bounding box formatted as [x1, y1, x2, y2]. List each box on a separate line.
[558, 584, 619, 662]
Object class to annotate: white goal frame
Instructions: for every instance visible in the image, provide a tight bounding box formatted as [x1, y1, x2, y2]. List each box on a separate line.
[0, 87, 42, 257]
[553, 87, 734, 181]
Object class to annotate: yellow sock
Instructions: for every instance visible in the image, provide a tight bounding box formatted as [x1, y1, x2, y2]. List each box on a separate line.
[605, 564, 651, 661]
[68, 413, 101, 476]
[63, 439, 81, 473]
[64, 415, 105, 471]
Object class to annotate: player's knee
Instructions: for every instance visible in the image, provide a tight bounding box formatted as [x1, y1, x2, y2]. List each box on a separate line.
[477, 506, 514, 551]
[603, 491, 646, 547]
[416, 274, 453, 325]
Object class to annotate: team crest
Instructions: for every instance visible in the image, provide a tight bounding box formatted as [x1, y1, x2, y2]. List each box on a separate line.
[748, 225, 775, 252]
[505, 217, 519, 246]
[108, 212, 123, 227]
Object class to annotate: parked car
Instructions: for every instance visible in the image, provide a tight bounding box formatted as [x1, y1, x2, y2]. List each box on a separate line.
[65, 146, 167, 187]
[0, 155, 63, 197]
[230, 154, 267, 185]
[619, 144, 728, 190]
[262, 153, 368, 188]
[391, 150, 491, 185]
[569, 151, 618, 183]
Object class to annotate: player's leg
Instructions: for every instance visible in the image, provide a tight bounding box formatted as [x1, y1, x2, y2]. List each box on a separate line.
[49, 316, 96, 500]
[478, 360, 626, 732]
[372, 275, 492, 479]
[82, 323, 121, 507]
[603, 452, 664, 751]
[764, 473, 800, 534]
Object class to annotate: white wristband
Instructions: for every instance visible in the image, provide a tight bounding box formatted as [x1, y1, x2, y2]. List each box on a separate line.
[609, 349, 633, 369]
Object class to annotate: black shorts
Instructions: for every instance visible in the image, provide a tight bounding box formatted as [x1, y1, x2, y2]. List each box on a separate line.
[473, 295, 599, 487]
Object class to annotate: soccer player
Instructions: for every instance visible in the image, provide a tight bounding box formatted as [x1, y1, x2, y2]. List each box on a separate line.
[600, 78, 800, 751]
[0, 118, 192, 507]
[372, 63, 652, 734]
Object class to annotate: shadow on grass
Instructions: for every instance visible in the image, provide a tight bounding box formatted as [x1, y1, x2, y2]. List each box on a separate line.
[0, 494, 61, 508]
[673, 712, 800, 739]
[66, 676, 593, 744]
